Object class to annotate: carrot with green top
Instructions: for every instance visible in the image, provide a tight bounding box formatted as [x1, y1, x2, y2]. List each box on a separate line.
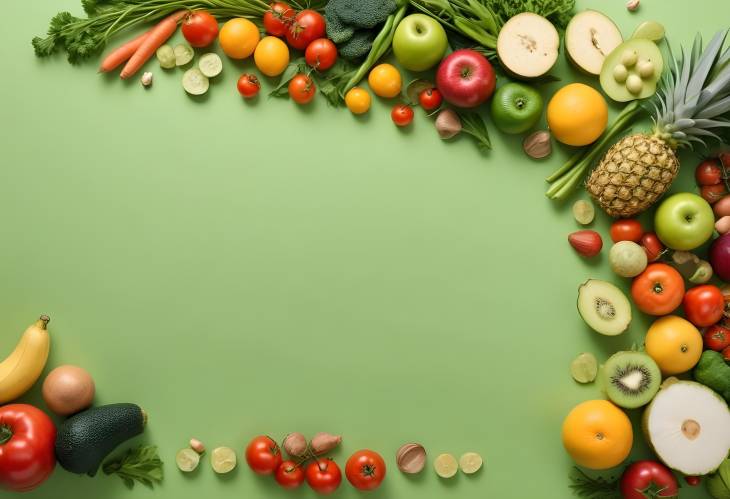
[99, 31, 150, 73]
[120, 10, 187, 79]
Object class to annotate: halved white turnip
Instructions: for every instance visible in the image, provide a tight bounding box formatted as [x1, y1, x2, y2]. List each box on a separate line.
[565, 10, 623, 75]
[497, 13, 559, 79]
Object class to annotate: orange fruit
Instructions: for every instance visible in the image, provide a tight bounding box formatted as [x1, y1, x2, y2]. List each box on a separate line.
[561, 400, 633, 470]
[547, 83, 608, 146]
[645, 315, 703, 375]
[254, 36, 289, 77]
[219, 18, 260, 60]
[368, 63, 402, 98]
[345, 87, 371, 114]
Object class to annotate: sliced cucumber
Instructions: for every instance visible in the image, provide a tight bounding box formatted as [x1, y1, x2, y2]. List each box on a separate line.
[176, 448, 200, 472]
[198, 53, 223, 78]
[182, 68, 209, 96]
[174, 43, 194, 66]
[156, 44, 176, 69]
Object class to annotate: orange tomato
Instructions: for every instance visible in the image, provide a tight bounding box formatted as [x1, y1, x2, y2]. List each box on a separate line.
[367, 64, 402, 98]
[631, 263, 685, 316]
[645, 315, 703, 375]
[562, 400, 632, 470]
[219, 18, 260, 59]
[254, 36, 290, 76]
[344, 87, 371, 115]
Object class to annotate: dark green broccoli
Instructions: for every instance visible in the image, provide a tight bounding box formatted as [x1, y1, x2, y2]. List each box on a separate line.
[338, 30, 376, 60]
[331, 0, 397, 29]
[324, 2, 355, 44]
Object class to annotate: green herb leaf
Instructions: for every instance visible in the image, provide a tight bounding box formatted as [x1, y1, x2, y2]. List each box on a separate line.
[103, 445, 164, 490]
[458, 112, 491, 151]
[569, 467, 620, 499]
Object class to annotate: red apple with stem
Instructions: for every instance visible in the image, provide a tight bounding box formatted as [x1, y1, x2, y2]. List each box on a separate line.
[436, 49, 496, 108]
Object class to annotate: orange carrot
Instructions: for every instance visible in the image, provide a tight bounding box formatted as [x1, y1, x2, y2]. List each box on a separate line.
[120, 10, 187, 79]
[99, 31, 150, 73]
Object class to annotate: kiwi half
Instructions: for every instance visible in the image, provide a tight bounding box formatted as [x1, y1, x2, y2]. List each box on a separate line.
[602, 351, 661, 409]
[577, 279, 632, 336]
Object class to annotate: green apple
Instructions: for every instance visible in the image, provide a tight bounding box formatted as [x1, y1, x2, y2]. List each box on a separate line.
[393, 14, 448, 72]
[490, 82, 543, 134]
[654, 193, 715, 250]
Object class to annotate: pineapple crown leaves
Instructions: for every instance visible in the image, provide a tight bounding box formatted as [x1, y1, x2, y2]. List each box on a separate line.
[653, 29, 730, 149]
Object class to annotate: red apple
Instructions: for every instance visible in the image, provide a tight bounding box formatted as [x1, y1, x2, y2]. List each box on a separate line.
[435, 49, 496, 108]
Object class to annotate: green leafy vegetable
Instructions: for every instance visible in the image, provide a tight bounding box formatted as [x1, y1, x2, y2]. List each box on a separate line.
[458, 112, 491, 151]
[102, 445, 164, 489]
[693, 350, 730, 401]
[569, 467, 621, 499]
[483, 0, 575, 30]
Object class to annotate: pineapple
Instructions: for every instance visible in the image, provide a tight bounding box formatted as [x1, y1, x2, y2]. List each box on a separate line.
[587, 30, 730, 218]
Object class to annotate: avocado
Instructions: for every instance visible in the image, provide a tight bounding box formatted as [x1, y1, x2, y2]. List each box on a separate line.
[55, 403, 146, 476]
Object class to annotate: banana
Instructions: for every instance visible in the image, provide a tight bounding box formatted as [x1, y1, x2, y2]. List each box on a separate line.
[0, 315, 50, 404]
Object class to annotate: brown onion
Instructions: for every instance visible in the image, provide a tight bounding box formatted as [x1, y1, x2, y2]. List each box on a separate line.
[42, 365, 95, 416]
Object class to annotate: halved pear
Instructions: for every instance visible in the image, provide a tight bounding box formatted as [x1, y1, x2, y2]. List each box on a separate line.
[565, 10, 623, 75]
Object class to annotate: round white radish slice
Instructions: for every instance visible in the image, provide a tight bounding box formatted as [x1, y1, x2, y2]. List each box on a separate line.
[565, 10, 623, 75]
[182, 68, 209, 96]
[198, 53, 223, 78]
[497, 13, 559, 79]
[176, 448, 200, 472]
[459, 452, 483, 474]
[156, 44, 176, 69]
[434, 453, 458, 478]
[210, 447, 237, 474]
[174, 43, 194, 66]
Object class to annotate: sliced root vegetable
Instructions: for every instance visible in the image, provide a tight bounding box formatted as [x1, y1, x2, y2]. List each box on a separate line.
[199, 53, 223, 78]
[211, 447, 237, 474]
[570, 352, 598, 383]
[176, 448, 200, 472]
[565, 10, 623, 75]
[156, 44, 176, 69]
[497, 13, 559, 79]
[182, 68, 209, 95]
[174, 43, 194, 66]
[459, 452, 483, 474]
[434, 453, 458, 478]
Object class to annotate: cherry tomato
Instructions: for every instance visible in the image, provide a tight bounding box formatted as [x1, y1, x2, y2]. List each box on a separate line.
[684, 284, 725, 327]
[419, 88, 443, 111]
[695, 158, 723, 186]
[286, 9, 326, 50]
[275, 461, 305, 489]
[245, 436, 282, 475]
[182, 11, 219, 48]
[640, 232, 664, 262]
[344, 87, 371, 115]
[700, 183, 727, 204]
[620, 461, 679, 499]
[305, 38, 338, 71]
[288, 74, 316, 104]
[610, 219, 643, 243]
[631, 263, 685, 316]
[391, 104, 414, 127]
[306, 459, 342, 495]
[722, 345, 730, 361]
[345, 450, 386, 491]
[703, 324, 730, 351]
[263, 2, 295, 37]
[237, 73, 261, 98]
[0, 404, 56, 492]
[685, 475, 702, 486]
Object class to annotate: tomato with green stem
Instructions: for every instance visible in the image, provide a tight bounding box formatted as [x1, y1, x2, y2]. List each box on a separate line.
[286, 10, 325, 50]
[391, 104, 414, 127]
[419, 88, 442, 111]
[703, 324, 730, 351]
[263, 2, 295, 37]
[182, 11, 219, 48]
[631, 263, 685, 316]
[345, 450, 386, 491]
[620, 461, 679, 499]
[245, 436, 282, 475]
[288, 74, 316, 104]
[237, 74, 261, 98]
[306, 459, 341, 495]
[684, 284, 725, 327]
[305, 39, 337, 71]
[275, 460, 305, 489]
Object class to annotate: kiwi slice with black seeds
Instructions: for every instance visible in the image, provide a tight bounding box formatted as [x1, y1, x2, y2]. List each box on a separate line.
[602, 351, 661, 409]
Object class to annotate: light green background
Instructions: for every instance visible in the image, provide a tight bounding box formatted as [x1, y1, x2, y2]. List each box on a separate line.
[1, 1, 726, 497]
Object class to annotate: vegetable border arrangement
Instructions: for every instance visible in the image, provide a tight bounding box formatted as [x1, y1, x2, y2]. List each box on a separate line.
[7, 0, 730, 497]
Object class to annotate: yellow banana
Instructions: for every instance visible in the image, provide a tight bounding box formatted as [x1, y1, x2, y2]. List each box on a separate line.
[0, 316, 50, 404]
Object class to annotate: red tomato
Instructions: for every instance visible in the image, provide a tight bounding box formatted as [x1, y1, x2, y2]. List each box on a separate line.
[610, 219, 643, 243]
[263, 2, 295, 37]
[723, 345, 730, 361]
[418, 88, 443, 111]
[700, 183, 727, 204]
[631, 263, 685, 316]
[306, 459, 341, 495]
[620, 461, 679, 499]
[685, 475, 702, 486]
[695, 158, 723, 186]
[0, 404, 56, 492]
[275, 461, 305, 489]
[640, 232, 664, 262]
[181, 11, 219, 48]
[245, 436, 282, 475]
[286, 10, 326, 50]
[684, 284, 725, 327]
[345, 450, 386, 491]
[305, 38, 338, 71]
[237, 73, 261, 98]
[288, 74, 316, 104]
[391, 104, 414, 127]
[703, 324, 730, 351]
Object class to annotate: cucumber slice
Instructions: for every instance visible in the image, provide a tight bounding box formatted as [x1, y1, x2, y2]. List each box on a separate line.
[156, 45, 176, 69]
[176, 448, 200, 472]
[182, 68, 209, 96]
[198, 53, 223, 78]
[174, 43, 194, 66]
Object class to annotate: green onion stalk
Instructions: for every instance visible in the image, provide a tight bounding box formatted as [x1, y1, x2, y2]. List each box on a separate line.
[545, 100, 644, 202]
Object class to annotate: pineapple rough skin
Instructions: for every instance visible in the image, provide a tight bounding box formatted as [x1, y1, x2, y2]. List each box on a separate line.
[586, 134, 679, 218]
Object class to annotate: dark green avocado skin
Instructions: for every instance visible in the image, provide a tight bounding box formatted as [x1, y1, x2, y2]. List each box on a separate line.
[55, 403, 145, 476]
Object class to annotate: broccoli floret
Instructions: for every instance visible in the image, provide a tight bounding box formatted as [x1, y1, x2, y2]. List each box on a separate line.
[338, 30, 376, 59]
[324, 2, 355, 44]
[331, 0, 397, 29]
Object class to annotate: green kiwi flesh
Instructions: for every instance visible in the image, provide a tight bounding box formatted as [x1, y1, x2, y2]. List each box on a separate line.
[603, 351, 661, 409]
[577, 279, 632, 336]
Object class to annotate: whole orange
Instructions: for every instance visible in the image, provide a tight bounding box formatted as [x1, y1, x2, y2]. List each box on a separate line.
[368, 63, 402, 98]
[547, 83, 608, 146]
[645, 315, 703, 375]
[254, 36, 289, 77]
[561, 400, 633, 470]
[219, 18, 260, 60]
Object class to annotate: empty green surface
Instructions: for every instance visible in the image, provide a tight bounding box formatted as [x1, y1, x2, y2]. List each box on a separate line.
[1, 0, 726, 497]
